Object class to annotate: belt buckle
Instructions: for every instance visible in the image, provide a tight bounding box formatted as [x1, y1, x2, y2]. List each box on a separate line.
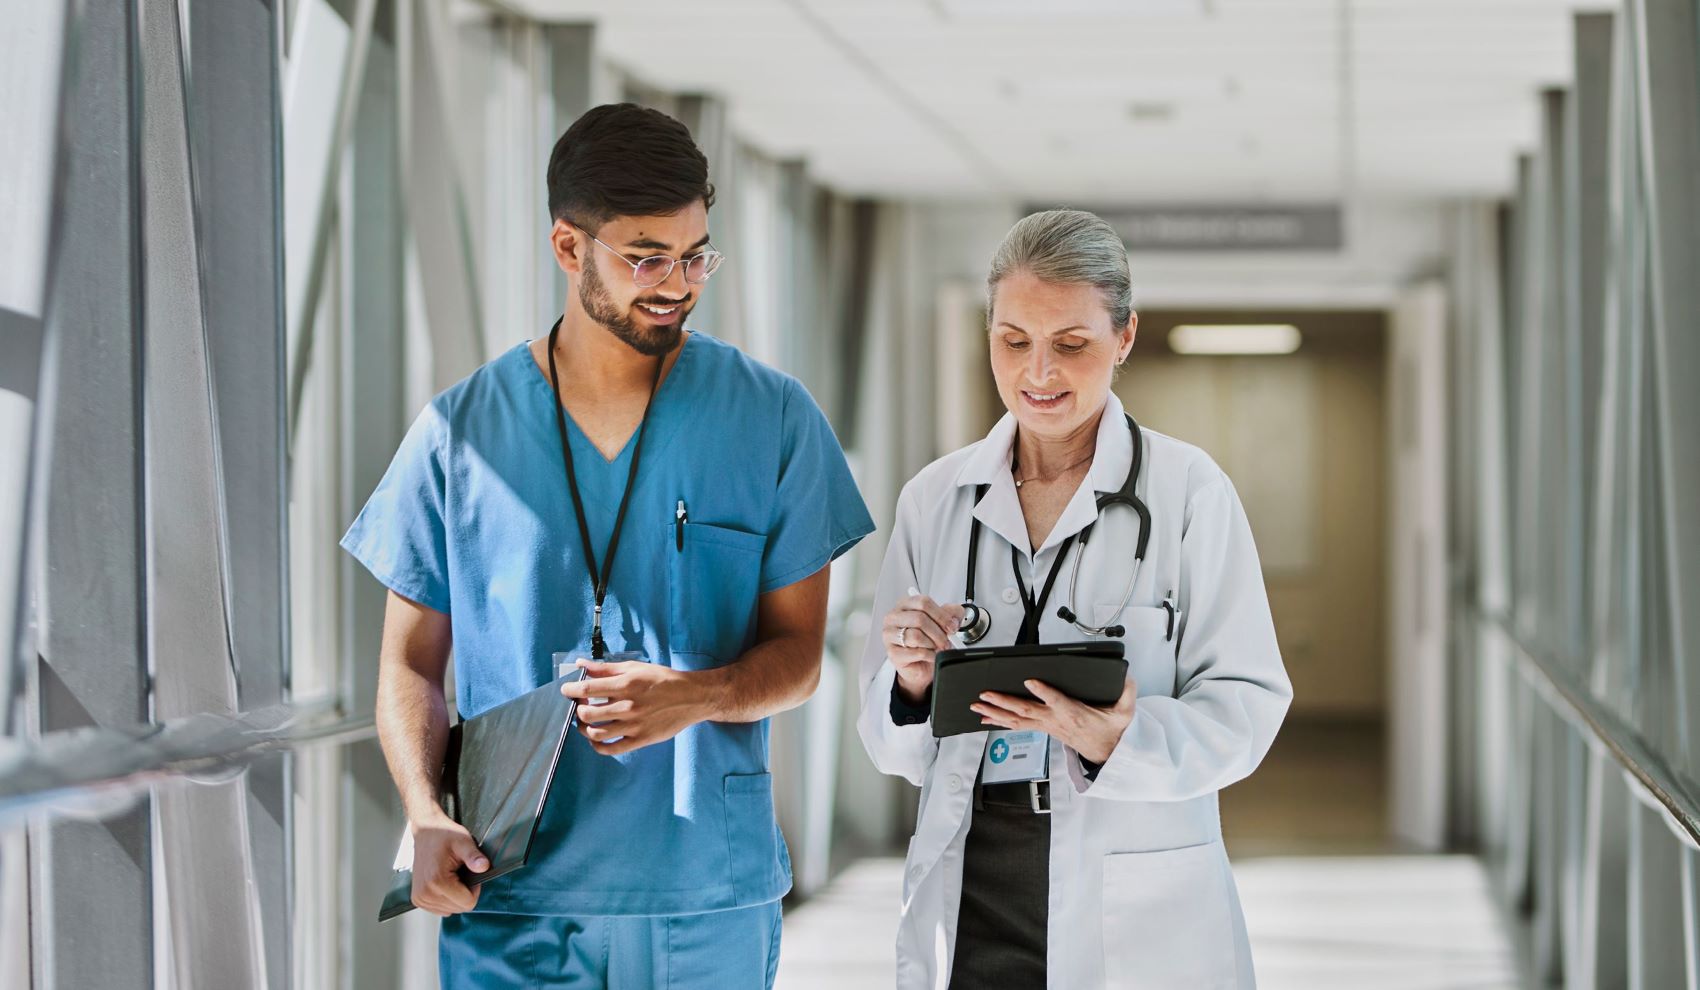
[1028, 780, 1051, 815]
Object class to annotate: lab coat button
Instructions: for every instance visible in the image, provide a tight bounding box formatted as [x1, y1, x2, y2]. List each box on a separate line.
[947, 774, 963, 792]
[1001, 587, 1019, 604]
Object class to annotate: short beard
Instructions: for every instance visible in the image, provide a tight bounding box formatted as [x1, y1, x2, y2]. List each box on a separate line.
[578, 259, 687, 358]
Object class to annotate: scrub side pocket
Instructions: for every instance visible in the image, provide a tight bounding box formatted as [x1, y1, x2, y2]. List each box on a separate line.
[667, 521, 768, 664]
[723, 772, 789, 905]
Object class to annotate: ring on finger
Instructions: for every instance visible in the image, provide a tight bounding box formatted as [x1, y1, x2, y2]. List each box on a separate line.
[898, 626, 909, 649]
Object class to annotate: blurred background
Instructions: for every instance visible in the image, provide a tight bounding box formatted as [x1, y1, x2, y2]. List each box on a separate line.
[2, 0, 1698, 987]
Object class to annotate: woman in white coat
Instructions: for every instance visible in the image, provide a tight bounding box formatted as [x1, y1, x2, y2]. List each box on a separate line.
[857, 209, 1293, 990]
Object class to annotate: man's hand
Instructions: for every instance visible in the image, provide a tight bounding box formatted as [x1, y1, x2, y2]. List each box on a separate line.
[972, 676, 1138, 765]
[560, 659, 713, 756]
[408, 812, 490, 916]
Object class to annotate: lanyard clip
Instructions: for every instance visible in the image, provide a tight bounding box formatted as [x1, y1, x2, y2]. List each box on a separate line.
[591, 604, 607, 659]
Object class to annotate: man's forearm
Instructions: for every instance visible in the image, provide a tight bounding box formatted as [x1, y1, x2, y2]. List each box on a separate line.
[697, 633, 823, 724]
[376, 664, 454, 824]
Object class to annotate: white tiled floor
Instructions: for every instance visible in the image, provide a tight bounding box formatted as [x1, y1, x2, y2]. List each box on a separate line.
[776, 854, 1520, 989]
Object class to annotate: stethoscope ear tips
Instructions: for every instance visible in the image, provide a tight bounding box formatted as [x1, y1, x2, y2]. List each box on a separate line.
[1058, 605, 1123, 638]
[959, 602, 991, 644]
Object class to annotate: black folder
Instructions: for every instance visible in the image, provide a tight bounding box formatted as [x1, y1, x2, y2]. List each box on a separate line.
[378, 669, 583, 921]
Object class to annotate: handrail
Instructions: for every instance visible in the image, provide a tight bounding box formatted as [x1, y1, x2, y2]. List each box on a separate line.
[1478, 610, 1700, 851]
[0, 696, 376, 829]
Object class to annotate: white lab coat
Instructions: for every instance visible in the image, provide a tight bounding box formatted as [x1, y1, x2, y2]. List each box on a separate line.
[857, 393, 1292, 990]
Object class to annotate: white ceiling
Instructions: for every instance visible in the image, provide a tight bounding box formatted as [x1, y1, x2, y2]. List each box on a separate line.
[509, 0, 1592, 202]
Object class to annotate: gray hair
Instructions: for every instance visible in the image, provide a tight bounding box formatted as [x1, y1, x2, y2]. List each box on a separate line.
[986, 209, 1133, 328]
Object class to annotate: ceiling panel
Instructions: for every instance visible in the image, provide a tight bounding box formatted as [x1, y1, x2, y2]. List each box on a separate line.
[511, 0, 1584, 200]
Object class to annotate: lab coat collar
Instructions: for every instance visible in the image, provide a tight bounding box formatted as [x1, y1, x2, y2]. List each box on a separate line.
[952, 393, 1136, 558]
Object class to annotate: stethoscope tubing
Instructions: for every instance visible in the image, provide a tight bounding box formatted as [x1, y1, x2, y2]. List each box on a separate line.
[959, 414, 1150, 644]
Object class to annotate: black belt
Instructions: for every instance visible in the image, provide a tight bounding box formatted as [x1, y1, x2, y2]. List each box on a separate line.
[978, 779, 1051, 814]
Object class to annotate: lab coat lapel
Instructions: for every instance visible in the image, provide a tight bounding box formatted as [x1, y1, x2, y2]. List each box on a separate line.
[953, 397, 1137, 558]
[954, 413, 1032, 556]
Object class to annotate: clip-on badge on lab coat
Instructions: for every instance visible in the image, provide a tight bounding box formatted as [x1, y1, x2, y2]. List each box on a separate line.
[980, 729, 1050, 785]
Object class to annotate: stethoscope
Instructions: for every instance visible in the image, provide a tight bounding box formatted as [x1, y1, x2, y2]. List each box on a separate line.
[957, 414, 1151, 644]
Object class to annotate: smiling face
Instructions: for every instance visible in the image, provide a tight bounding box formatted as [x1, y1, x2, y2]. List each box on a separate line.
[556, 202, 711, 357]
[988, 268, 1137, 443]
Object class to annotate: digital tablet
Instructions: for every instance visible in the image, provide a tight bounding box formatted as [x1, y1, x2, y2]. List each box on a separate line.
[930, 641, 1128, 737]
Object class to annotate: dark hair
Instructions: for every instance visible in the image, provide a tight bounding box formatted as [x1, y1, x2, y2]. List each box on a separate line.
[546, 103, 715, 229]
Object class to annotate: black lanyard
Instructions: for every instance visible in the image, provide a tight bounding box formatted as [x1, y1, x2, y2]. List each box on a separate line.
[1000, 448, 1083, 645]
[964, 484, 1079, 644]
[1010, 538, 1076, 645]
[545, 319, 664, 659]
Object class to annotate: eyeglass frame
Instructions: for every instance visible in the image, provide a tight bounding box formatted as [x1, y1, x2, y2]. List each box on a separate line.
[564, 218, 725, 289]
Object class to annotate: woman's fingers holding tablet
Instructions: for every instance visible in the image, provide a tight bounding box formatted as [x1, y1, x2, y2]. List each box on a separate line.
[973, 678, 1138, 765]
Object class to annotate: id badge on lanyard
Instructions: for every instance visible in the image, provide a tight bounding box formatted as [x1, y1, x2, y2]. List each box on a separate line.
[981, 729, 1051, 784]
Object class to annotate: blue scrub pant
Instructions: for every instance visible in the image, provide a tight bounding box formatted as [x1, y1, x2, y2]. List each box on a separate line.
[438, 902, 783, 989]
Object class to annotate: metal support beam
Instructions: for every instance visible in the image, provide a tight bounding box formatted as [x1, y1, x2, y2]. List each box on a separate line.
[400, 0, 485, 389]
[185, 2, 292, 984]
[283, 0, 377, 440]
[1579, 746, 1630, 987]
[1634, 0, 1700, 771]
[27, 0, 154, 985]
[0, 0, 68, 744]
[1628, 800, 1689, 989]
[1569, 15, 1614, 598]
[1633, 2, 1700, 978]
[134, 0, 266, 982]
[339, 21, 409, 988]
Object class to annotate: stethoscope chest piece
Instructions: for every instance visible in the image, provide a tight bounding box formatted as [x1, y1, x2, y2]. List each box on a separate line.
[958, 601, 992, 645]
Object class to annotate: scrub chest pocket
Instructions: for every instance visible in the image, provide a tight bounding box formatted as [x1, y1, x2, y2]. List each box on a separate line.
[668, 521, 767, 663]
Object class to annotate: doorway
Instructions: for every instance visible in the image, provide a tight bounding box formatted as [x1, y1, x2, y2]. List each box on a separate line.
[1115, 308, 1390, 855]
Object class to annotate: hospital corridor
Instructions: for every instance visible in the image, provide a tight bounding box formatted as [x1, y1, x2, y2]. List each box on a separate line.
[3, 1, 1698, 988]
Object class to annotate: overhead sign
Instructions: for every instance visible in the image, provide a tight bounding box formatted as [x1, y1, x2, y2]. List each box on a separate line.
[1039, 204, 1345, 252]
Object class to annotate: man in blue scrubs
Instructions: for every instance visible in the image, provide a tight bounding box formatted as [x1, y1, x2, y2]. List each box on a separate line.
[342, 103, 874, 987]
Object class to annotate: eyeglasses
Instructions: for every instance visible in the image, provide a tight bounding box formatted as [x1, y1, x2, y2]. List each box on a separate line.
[568, 221, 725, 289]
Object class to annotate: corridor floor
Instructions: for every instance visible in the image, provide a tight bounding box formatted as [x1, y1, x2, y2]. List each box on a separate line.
[777, 718, 1521, 988]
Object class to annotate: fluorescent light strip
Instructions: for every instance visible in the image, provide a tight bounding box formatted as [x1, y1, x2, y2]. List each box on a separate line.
[1168, 324, 1302, 355]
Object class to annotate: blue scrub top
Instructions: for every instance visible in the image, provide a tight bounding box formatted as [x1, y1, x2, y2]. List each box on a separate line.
[341, 332, 875, 916]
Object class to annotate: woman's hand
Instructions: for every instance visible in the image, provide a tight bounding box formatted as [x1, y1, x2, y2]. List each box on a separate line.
[882, 590, 965, 705]
[972, 676, 1137, 765]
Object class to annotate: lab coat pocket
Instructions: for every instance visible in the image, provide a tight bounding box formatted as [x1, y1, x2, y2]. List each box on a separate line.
[723, 772, 788, 905]
[1097, 604, 1178, 699]
[669, 521, 768, 662]
[1100, 841, 1239, 989]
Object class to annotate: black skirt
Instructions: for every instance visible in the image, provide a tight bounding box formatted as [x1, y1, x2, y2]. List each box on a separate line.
[947, 782, 1050, 989]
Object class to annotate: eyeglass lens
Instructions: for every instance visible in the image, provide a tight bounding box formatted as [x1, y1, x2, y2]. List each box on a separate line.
[631, 252, 722, 288]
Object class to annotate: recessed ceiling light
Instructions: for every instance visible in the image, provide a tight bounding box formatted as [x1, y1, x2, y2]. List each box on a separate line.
[1168, 324, 1302, 355]
[1127, 102, 1175, 122]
